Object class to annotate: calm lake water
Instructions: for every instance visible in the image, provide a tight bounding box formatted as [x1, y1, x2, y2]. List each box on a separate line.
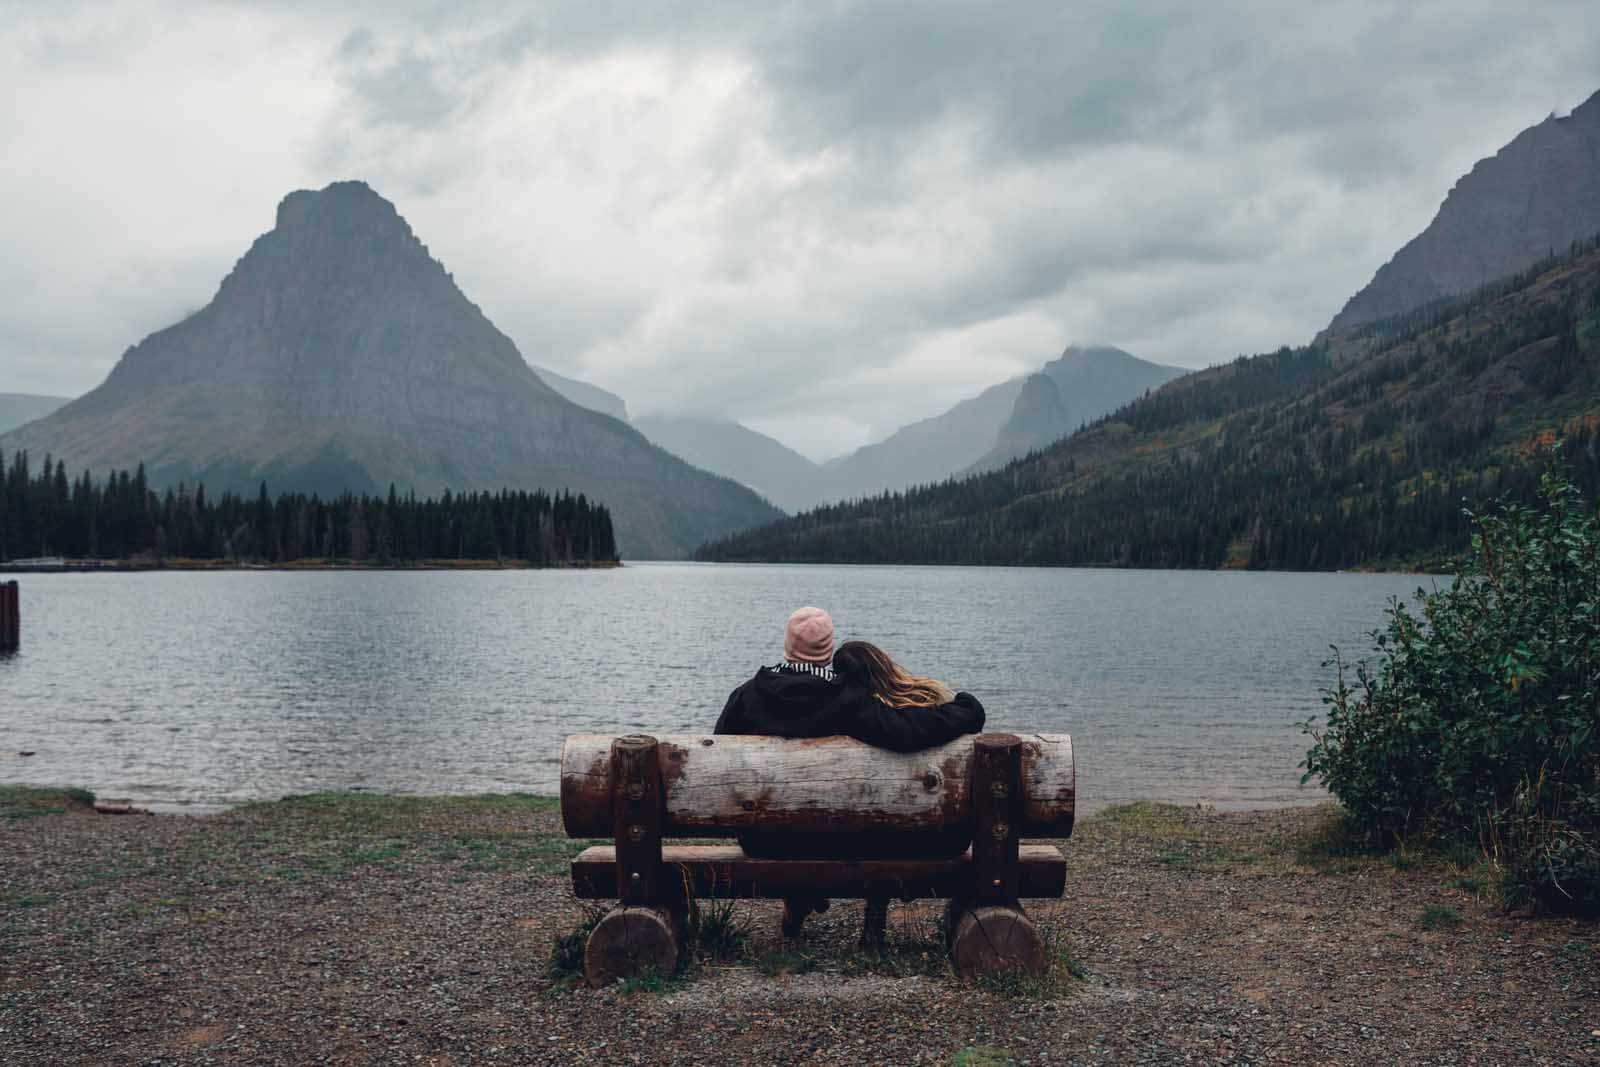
[0, 564, 1437, 814]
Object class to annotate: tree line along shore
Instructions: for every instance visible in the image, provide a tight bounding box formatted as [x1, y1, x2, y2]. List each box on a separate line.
[0, 451, 620, 567]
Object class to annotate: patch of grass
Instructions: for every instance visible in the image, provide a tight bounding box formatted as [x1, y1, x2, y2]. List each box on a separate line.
[755, 948, 818, 977]
[615, 965, 679, 995]
[1562, 939, 1588, 959]
[685, 896, 751, 962]
[430, 831, 581, 874]
[1088, 802, 1339, 878]
[1417, 904, 1463, 931]
[349, 838, 409, 867]
[74, 863, 147, 887]
[175, 791, 577, 885]
[1443, 851, 1496, 897]
[0, 786, 95, 820]
[1082, 801, 1195, 845]
[965, 910, 1084, 998]
[546, 905, 608, 979]
[1387, 848, 1420, 871]
[10, 893, 53, 909]
[949, 1048, 1017, 1067]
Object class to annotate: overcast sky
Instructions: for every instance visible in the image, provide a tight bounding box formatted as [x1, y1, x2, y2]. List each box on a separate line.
[3, 2, 1598, 459]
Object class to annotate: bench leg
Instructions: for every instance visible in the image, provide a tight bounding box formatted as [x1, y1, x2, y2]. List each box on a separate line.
[859, 895, 889, 951]
[780, 895, 829, 938]
[947, 904, 1047, 979]
[583, 905, 679, 988]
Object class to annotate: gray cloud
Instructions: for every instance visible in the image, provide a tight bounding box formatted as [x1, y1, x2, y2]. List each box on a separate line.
[2, 2, 1598, 457]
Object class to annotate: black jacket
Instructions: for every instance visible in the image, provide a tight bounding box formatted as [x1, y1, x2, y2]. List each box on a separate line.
[714, 664, 986, 751]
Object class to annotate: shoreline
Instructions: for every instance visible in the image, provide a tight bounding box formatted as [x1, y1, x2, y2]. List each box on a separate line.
[3, 786, 1593, 1065]
[0, 557, 623, 573]
[0, 782, 1333, 820]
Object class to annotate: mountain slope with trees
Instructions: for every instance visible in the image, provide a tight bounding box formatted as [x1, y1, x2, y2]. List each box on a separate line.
[0, 182, 779, 558]
[699, 236, 1600, 569]
[966, 346, 1185, 473]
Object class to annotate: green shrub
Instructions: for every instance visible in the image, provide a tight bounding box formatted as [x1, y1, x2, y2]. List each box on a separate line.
[1304, 464, 1600, 913]
[684, 895, 750, 961]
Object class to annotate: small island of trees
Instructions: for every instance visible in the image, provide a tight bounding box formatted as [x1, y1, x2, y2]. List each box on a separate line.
[0, 451, 618, 566]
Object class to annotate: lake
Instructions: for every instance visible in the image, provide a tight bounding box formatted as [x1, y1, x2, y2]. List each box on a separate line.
[0, 564, 1437, 814]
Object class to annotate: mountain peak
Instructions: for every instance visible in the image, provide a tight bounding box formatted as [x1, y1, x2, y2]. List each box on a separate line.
[1, 183, 781, 555]
[274, 180, 401, 231]
[1326, 90, 1600, 335]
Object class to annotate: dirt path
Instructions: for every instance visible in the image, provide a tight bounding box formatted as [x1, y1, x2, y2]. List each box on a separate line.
[1, 790, 1595, 1065]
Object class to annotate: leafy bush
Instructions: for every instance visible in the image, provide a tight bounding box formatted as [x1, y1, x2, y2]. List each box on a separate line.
[1304, 465, 1600, 912]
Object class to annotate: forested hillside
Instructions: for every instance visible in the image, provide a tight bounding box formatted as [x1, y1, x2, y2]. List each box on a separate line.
[698, 237, 1600, 569]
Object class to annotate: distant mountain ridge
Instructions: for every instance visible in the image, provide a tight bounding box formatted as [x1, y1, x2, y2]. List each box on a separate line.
[632, 416, 822, 513]
[699, 236, 1600, 569]
[0, 394, 69, 435]
[816, 344, 1183, 502]
[554, 342, 1181, 513]
[532, 365, 629, 422]
[979, 374, 1068, 470]
[0, 181, 780, 558]
[1327, 89, 1600, 334]
[965, 346, 1186, 473]
[816, 378, 1024, 502]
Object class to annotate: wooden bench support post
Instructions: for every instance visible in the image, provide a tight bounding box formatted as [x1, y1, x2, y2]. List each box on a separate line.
[584, 735, 679, 987]
[582, 906, 679, 989]
[949, 905, 1046, 979]
[950, 733, 1047, 978]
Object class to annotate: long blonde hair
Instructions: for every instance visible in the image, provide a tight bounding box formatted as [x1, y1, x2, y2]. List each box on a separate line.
[833, 640, 955, 708]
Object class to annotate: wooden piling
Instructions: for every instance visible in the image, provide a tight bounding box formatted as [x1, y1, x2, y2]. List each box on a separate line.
[0, 581, 17, 651]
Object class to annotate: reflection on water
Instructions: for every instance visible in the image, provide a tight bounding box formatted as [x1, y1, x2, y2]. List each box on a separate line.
[0, 564, 1436, 813]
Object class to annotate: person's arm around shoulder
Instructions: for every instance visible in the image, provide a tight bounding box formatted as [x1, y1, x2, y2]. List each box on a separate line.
[846, 690, 986, 753]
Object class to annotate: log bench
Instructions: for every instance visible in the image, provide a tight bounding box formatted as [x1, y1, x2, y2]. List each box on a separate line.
[559, 730, 1075, 986]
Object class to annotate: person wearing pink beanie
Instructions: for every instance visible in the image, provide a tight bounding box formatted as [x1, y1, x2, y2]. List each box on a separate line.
[714, 605, 986, 939]
[782, 606, 834, 665]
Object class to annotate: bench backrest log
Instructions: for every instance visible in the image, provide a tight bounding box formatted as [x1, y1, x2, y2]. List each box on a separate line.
[559, 732, 1075, 840]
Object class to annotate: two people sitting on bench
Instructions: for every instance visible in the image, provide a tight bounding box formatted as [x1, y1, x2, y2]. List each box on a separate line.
[714, 606, 986, 942]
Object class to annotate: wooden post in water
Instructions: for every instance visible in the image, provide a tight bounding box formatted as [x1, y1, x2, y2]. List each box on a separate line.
[0, 581, 17, 651]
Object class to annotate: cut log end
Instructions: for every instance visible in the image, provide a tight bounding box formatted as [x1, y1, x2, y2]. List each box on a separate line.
[949, 905, 1047, 979]
[582, 906, 679, 988]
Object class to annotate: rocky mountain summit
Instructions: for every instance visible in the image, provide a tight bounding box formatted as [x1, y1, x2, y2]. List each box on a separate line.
[817, 345, 1182, 501]
[0, 181, 779, 557]
[965, 346, 1185, 474]
[1327, 89, 1600, 333]
[977, 373, 1069, 468]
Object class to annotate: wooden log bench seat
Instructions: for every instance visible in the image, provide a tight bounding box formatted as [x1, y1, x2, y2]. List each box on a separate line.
[559, 731, 1075, 987]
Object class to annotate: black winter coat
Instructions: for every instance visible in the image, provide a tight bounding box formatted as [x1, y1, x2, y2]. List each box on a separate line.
[713, 663, 985, 858]
[713, 664, 985, 751]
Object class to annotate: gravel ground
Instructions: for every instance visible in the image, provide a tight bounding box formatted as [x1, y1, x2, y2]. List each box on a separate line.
[1, 789, 1596, 1066]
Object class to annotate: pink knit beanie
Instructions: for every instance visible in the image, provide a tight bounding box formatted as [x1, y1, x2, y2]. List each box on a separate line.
[783, 606, 834, 664]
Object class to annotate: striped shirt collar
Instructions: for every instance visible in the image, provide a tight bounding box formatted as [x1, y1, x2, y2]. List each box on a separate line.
[773, 660, 835, 682]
